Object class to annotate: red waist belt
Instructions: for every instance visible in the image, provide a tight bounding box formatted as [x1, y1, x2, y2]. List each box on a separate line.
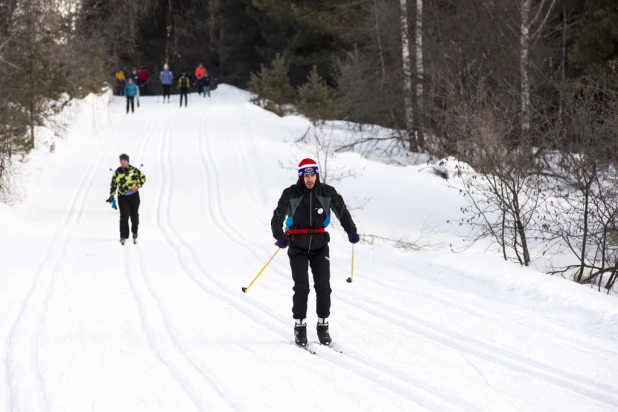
[285, 228, 326, 235]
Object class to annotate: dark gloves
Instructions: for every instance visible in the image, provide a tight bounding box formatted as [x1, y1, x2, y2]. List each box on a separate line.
[106, 196, 114, 203]
[348, 232, 360, 244]
[275, 237, 289, 249]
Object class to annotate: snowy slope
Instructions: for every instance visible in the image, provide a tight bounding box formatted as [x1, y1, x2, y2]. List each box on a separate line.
[0, 86, 617, 412]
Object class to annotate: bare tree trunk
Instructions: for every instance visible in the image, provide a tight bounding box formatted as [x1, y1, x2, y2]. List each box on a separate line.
[577, 167, 595, 282]
[607, 268, 618, 293]
[373, 0, 386, 80]
[519, 0, 558, 140]
[513, 192, 530, 266]
[27, 0, 36, 149]
[558, 6, 566, 122]
[520, 0, 531, 140]
[219, 26, 224, 79]
[208, 0, 218, 45]
[415, 0, 424, 150]
[399, 0, 414, 150]
[561, 6, 566, 85]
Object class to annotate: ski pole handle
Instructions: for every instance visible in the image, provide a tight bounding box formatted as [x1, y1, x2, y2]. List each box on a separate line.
[242, 248, 281, 293]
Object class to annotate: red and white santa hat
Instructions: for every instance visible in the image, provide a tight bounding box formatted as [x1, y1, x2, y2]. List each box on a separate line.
[298, 158, 319, 177]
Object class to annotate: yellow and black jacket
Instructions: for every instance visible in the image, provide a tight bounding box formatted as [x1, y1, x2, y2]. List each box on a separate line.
[110, 165, 146, 197]
[178, 76, 191, 89]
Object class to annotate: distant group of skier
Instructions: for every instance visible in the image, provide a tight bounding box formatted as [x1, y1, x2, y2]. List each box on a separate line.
[114, 63, 212, 112]
[106, 154, 359, 346]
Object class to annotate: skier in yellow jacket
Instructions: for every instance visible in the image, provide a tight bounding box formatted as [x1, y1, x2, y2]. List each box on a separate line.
[107, 153, 146, 244]
[115, 67, 126, 96]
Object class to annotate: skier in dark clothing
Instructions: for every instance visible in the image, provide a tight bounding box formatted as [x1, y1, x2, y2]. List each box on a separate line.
[130, 68, 139, 86]
[271, 158, 360, 347]
[178, 71, 190, 107]
[203, 73, 212, 97]
[195, 63, 207, 96]
[139, 65, 149, 95]
[107, 154, 147, 245]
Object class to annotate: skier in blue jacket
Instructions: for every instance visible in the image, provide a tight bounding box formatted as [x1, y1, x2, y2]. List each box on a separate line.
[124, 78, 139, 113]
[160, 64, 174, 103]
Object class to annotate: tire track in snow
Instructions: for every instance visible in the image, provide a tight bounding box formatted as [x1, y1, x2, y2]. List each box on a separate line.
[4, 114, 130, 412]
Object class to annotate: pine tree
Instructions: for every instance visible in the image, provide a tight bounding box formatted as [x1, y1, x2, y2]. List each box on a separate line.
[249, 54, 295, 112]
[297, 66, 334, 125]
[570, 0, 618, 84]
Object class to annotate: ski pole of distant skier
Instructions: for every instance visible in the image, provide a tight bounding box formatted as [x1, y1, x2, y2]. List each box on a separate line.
[242, 248, 280, 293]
[347, 244, 355, 283]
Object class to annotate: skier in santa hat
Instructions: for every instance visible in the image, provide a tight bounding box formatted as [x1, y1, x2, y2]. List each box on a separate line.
[271, 158, 360, 347]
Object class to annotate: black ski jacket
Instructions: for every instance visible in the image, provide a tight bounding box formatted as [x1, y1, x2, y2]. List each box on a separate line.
[271, 179, 357, 251]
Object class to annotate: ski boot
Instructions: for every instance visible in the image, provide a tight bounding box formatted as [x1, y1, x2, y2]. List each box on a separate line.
[133, 233, 138, 244]
[317, 318, 332, 345]
[120, 238, 127, 245]
[294, 320, 308, 347]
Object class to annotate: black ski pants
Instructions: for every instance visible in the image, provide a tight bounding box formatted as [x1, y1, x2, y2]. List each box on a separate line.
[126, 96, 135, 113]
[116, 80, 125, 96]
[118, 192, 140, 239]
[179, 88, 188, 106]
[163, 85, 171, 100]
[197, 80, 204, 96]
[289, 244, 331, 320]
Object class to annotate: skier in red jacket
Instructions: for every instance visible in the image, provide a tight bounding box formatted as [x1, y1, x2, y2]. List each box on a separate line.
[138, 65, 149, 95]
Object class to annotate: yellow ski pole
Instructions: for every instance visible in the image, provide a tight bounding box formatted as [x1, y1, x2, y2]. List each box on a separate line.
[346, 244, 355, 283]
[242, 248, 281, 293]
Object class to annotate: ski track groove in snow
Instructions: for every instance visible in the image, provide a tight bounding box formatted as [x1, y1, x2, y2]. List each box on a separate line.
[136, 104, 432, 409]
[146, 111, 242, 411]
[210, 108, 618, 409]
[117, 109, 209, 410]
[4, 90, 616, 411]
[189, 105, 483, 411]
[372, 263, 617, 345]
[343, 293, 618, 408]
[199, 113, 479, 409]
[4, 115, 131, 412]
[123, 247, 203, 411]
[326, 254, 618, 396]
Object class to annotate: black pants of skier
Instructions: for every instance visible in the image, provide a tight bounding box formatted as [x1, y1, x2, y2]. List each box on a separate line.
[197, 81, 204, 96]
[141, 83, 148, 95]
[163, 85, 171, 100]
[289, 244, 331, 319]
[118, 192, 140, 239]
[179, 89, 188, 106]
[116, 80, 125, 96]
[126, 96, 135, 113]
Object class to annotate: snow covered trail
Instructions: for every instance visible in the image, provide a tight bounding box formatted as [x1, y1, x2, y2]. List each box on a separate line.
[0, 87, 617, 411]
